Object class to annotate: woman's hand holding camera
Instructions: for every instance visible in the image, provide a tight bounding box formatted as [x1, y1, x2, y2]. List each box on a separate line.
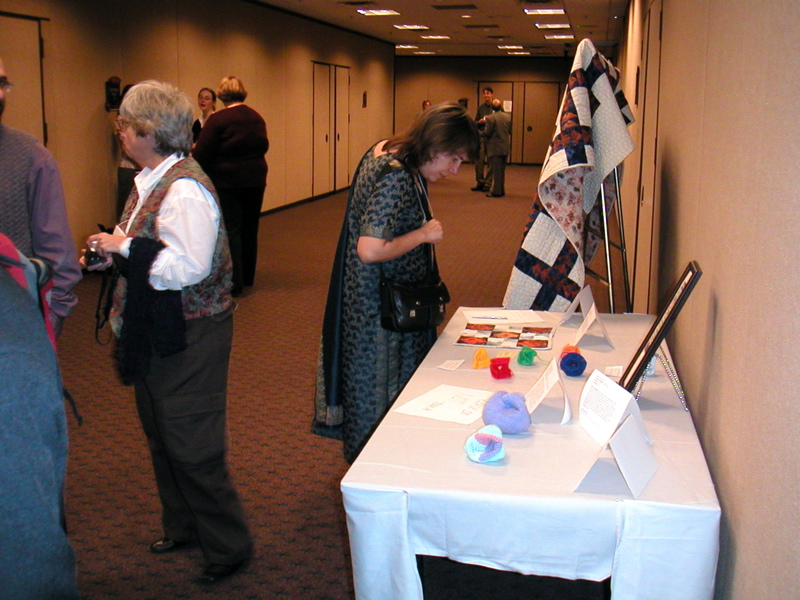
[80, 233, 126, 271]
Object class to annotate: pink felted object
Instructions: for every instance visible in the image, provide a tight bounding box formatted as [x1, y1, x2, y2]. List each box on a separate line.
[464, 424, 505, 463]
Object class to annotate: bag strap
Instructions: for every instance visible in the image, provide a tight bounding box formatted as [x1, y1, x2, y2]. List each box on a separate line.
[375, 159, 440, 280]
[92, 224, 118, 345]
[411, 172, 441, 280]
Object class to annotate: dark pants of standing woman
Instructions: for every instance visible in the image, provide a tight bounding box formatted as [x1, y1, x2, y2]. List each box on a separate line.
[487, 155, 507, 196]
[218, 187, 265, 292]
[134, 305, 252, 566]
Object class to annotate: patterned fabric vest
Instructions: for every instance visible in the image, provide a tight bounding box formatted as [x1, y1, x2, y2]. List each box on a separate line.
[0, 124, 37, 255]
[110, 157, 232, 336]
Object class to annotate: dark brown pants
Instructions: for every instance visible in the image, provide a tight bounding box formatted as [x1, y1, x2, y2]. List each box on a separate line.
[134, 305, 252, 565]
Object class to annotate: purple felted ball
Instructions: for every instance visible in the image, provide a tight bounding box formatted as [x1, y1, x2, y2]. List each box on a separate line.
[482, 391, 531, 434]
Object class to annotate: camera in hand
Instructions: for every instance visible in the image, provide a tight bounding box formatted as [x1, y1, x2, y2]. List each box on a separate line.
[85, 248, 106, 266]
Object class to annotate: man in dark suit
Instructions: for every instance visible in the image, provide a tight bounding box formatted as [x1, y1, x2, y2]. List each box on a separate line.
[482, 99, 512, 197]
[471, 86, 495, 191]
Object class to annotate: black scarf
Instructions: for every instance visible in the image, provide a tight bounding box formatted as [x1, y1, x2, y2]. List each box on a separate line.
[116, 237, 186, 384]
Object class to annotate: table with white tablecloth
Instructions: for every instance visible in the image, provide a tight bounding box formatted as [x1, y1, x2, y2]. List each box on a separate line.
[341, 308, 720, 600]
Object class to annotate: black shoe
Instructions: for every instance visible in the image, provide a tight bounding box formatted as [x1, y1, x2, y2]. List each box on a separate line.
[149, 537, 194, 554]
[470, 185, 485, 191]
[197, 561, 245, 584]
[486, 193, 505, 197]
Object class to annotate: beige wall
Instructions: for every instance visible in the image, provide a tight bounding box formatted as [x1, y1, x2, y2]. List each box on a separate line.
[618, 0, 800, 598]
[0, 0, 395, 250]
[394, 56, 569, 134]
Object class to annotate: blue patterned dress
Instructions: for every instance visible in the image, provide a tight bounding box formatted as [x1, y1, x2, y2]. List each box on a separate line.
[314, 145, 436, 463]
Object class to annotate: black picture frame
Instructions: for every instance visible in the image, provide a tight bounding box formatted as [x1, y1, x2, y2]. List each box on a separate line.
[619, 261, 703, 392]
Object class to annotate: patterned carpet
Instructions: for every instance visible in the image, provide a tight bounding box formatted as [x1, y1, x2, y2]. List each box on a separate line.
[57, 164, 609, 598]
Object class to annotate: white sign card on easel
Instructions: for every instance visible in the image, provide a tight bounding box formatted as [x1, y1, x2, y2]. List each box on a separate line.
[558, 285, 596, 325]
[570, 303, 614, 348]
[576, 370, 658, 498]
[558, 286, 614, 349]
[524, 357, 572, 424]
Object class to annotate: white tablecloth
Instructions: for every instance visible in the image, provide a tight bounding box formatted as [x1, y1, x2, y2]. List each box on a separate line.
[341, 309, 720, 600]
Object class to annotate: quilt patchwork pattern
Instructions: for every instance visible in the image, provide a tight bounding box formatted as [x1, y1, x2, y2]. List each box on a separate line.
[503, 38, 635, 311]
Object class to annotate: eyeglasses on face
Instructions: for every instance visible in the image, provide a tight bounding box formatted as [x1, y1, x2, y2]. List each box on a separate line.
[114, 116, 131, 133]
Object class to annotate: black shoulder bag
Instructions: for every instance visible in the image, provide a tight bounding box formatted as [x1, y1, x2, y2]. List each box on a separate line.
[379, 172, 450, 333]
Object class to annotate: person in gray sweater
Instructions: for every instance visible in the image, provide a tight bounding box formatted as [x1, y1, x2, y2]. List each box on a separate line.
[0, 266, 79, 599]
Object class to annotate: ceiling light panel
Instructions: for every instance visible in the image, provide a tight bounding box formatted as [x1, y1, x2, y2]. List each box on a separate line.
[357, 9, 400, 16]
[524, 8, 565, 15]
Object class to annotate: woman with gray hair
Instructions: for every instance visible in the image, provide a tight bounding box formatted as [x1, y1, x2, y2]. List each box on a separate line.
[82, 80, 252, 584]
[194, 75, 268, 296]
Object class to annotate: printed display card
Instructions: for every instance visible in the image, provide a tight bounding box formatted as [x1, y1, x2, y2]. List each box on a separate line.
[524, 358, 572, 424]
[576, 371, 658, 498]
[455, 323, 554, 350]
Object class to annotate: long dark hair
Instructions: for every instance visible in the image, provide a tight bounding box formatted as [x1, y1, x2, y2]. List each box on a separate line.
[385, 101, 479, 171]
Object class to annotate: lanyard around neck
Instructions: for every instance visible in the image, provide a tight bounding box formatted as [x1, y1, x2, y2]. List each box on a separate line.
[414, 173, 432, 222]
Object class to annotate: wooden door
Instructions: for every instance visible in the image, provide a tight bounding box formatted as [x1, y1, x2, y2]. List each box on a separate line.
[632, 0, 663, 312]
[522, 82, 560, 165]
[0, 14, 46, 143]
[313, 62, 333, 196]
[334, 65, 350, 190]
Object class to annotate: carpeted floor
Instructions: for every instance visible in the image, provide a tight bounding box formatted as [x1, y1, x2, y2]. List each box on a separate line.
[57, 164, 614, 598]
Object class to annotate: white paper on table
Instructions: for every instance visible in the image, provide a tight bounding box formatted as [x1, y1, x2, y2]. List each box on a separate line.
[524, 359, 572, 424]
[570, 303, 615, 349]
[574, 414, 658, 498]
[394, 384, 493, 424]
[463, 309, 544, 324]
[558, 285, 596, 325]
[579, 370, 634, 446]
[608, 415, 659, 498]
[438, 359, 464, 371]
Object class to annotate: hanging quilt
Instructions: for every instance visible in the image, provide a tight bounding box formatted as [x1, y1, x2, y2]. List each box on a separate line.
[503, 38, 635, 311]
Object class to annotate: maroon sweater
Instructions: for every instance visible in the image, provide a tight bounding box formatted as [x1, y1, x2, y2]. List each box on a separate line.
[193, 104, 269, 189]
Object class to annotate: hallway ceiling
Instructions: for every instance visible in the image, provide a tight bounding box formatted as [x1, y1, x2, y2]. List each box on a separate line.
[254, 0, 630, 57]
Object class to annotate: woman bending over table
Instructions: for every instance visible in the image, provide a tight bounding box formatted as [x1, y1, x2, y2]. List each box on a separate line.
[313, 101, 479, 463]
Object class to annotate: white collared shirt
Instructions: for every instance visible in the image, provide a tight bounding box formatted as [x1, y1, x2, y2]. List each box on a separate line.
[118, 153, 220, 291]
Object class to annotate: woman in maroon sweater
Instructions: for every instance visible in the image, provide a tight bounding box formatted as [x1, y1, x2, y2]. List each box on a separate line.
[194, 76, 268, 295]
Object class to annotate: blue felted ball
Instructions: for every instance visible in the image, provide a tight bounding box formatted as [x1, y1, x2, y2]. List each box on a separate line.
[482, 391, 531, 434]
[560, 352, 587, 377]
